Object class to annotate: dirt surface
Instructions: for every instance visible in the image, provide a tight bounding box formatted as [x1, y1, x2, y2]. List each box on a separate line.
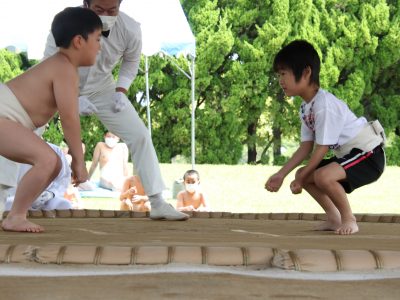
[1, 217, 400, 300]
[0, 273, 399, 300]
[1, 217, 400, 250]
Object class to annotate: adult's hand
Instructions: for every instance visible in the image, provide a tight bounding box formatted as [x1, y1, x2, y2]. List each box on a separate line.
[112, 92, 130, 113]
[78, 96, 98, 116]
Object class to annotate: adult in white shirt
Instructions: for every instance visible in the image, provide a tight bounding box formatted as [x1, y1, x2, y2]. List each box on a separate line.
[43, 0, 188, 220]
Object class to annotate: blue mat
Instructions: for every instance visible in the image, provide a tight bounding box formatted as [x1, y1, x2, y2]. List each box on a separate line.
[79, 182, 119, 198]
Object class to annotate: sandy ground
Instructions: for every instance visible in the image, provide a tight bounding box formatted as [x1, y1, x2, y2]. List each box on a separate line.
[1, 217, 400, 250]
[0, 272, 399, 300]
[1, 217, 400, 299]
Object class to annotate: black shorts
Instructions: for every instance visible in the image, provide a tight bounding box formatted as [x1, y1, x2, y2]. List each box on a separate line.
[317, 146, 385, 193]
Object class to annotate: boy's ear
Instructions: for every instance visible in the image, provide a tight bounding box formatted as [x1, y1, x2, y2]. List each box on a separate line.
[302, 66, 312, 80]
[71, 35, 85, 49]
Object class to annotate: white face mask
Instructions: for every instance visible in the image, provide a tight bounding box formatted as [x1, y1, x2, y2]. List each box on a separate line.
[99, 15, 117, 31]
[105, 137, 118, 148]
[185, 183, 198, 194]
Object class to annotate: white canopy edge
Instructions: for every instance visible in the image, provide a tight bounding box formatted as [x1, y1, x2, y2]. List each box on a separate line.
[121, 0, 196, 58]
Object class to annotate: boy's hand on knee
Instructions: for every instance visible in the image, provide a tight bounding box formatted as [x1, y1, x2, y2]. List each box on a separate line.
[290, 180, 303, 194]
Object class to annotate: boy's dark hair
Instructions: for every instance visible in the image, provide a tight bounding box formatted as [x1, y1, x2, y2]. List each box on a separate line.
[84, 0, 123, 6]
[183, 170, 200, 180]
[51, 7, 102, 48]
[273, 40, 320, 85]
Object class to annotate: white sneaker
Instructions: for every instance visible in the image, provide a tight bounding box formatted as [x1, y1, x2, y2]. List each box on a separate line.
[150, 202, 189, 221]
[31, 190, 55, 210]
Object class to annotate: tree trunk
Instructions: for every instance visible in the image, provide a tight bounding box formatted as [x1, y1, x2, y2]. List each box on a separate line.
[272, 90, 285, 163]
[272, 127, 282, 158]
[247, 122, 257, 163]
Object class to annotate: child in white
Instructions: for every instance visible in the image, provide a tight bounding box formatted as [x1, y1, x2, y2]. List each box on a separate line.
[265, 40, 385, 235]
[4, 143, 73, 211]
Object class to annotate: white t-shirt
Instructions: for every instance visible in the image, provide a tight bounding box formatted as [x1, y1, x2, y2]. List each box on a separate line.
[5, 143, 73, 211]
[16, 143, 71, 198]
[300, 89, 367, 149]
[43, 11, 142, 95]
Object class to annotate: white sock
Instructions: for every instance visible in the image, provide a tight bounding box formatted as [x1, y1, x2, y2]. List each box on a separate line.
[0, 184, 8, 221]
[148, 193, 165, 209]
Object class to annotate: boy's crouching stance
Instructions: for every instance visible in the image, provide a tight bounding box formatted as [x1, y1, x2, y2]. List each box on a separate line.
[0, 7, 102, 232]
[265, 40, 386, 235]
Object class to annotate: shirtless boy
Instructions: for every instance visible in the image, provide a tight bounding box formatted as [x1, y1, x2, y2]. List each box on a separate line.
[265, 40, 385, 235]
[176, 170, 209, 212]
[0, 7, 102, 232]
[88, 131, 129, 191]
[120, 175, 150, 212]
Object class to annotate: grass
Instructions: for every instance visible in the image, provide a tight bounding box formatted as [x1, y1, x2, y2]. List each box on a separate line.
[81, 164, 400, 215]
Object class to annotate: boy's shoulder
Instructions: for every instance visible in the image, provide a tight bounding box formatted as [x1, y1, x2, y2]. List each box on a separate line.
[177, 189, 186, 195]
[39, 53, 76, 74]
[313, 89, 344, 107]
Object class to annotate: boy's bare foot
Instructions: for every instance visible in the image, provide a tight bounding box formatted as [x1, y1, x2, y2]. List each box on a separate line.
[1, 216, 44, 233]
[314, 213, 341, 231]
[335, 219, 359, 235]
[314, 219, 341, 231]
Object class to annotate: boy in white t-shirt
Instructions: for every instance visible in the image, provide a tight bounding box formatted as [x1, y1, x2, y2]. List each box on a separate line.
[265, 40, 386, 235]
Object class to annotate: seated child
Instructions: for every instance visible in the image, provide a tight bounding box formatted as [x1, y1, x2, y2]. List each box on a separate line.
[0, 7, 102, 232]
[176, 170, 210, 212]
[64, 183, 83, 209]
[88, 131, 129, 191]
[265, 40, 386, 235]
[119, 175, 150, 212]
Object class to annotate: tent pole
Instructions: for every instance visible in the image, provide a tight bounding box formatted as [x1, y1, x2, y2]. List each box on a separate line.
[190, 56, 195, 169]
[145, 56, 151, 136]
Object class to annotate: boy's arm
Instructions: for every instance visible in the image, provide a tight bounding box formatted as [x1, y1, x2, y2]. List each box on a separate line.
[176, 192, 184, 209]
[290, 144, 329, 193]
[265, 141, 313, 192]
[88, 143, 101, 179]
[119, 178, 132, 200]
[199, 193, 210, 211]
[54, 65, 87, 185]
[278, 141, 314, 177]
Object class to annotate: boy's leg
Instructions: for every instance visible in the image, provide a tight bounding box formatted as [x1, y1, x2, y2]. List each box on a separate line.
[0, 184, 6, 220]
[302, 181, 342, 231]
[0, 119, 61, 232]
[311, 163, 358, 235]
[89, 91, 188, 220]
[0, 157, 20, 220]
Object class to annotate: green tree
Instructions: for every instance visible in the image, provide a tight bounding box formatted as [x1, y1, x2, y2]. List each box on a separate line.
[129, 0, 240, 164]
[0, 49, 23, 82]
[218, 0, 400, 164]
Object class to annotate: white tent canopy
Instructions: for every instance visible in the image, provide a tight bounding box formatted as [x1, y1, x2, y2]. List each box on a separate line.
[122, 0, 195, 57]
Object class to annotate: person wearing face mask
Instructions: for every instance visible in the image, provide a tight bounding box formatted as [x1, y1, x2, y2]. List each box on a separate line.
[88, 132, 129, 191]
[176, 170, 210, 212]
[42, 0, 189, 220]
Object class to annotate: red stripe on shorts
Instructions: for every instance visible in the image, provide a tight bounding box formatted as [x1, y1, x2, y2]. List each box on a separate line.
[343, 151, 373, 170]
